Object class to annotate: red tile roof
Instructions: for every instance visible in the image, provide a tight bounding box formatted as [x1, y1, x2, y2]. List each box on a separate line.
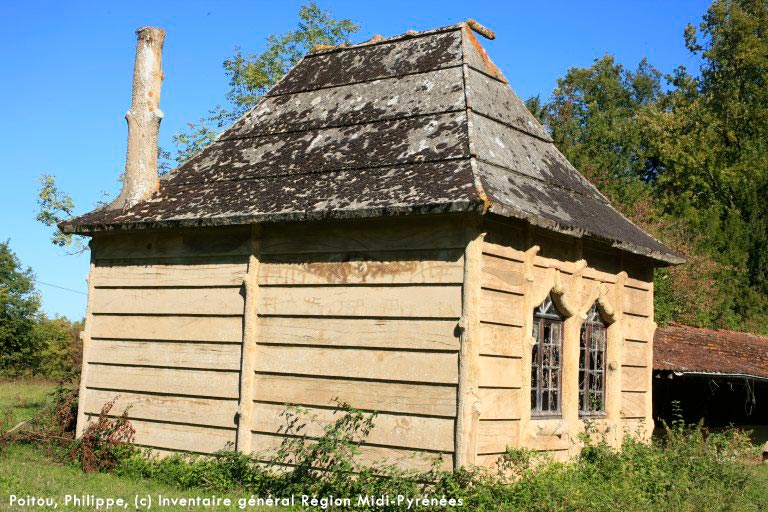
[654, 322, 768, 379]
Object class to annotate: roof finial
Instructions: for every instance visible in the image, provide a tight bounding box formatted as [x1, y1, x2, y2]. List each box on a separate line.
[465, 19, 496, 40]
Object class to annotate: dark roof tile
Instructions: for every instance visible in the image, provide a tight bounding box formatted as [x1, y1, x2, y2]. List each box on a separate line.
[654, 323, 768, 380]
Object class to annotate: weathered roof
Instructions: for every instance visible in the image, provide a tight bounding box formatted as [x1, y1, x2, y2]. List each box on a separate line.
[654, 323, 768, 380]
[61, 22, 683, 264]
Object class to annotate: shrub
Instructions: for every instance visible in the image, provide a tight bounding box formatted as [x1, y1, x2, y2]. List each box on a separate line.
[70, 397, 136, 473]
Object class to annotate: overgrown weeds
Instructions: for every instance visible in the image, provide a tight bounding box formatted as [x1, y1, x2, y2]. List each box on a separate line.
[2, 382, 137, 473]
[3, 391, 766, 511]
[114, 403, 766, 511]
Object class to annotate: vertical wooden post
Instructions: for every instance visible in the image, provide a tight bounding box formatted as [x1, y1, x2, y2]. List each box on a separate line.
[75, 250, 97, 437]
[517, 244, 540, 446]
[645, 279, 656, 440]
[236, 224, 262, 454]
[454, 218, 484, 468]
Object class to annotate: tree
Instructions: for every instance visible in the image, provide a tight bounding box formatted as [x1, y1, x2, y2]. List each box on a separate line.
[530, 56, 663, 212]
[531, 0, 768, 334]
[643, 0, 768, 330]
[0, 241, 42, 373]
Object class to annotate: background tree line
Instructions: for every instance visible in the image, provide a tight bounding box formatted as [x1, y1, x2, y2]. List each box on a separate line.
[525, 0, 767, 333]
[34, 0, 767, 363]
[0, 240, 83, 379]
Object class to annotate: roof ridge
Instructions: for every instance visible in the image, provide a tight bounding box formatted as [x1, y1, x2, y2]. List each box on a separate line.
[307, 23, 465, 56]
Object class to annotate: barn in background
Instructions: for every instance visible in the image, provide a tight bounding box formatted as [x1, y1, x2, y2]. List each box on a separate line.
[61, 21, 683, 469]
[654, 323, 768, 445]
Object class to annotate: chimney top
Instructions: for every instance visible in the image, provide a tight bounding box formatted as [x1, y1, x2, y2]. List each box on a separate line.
[109, 26, 165, 211]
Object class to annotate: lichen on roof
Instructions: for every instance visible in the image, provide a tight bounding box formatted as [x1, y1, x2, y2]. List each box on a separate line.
[61, 21, 683, 264]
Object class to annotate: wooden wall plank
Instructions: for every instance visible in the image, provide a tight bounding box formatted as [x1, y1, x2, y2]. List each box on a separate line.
[623, 315, 655, 342]
[88, 340, 241, 370]
[252, 374, 456, 417]
[83, 390, 237, 428]
[93, 260, 248, 287]
[259, 317, 459, 351]
[478, 356, 522, 388]
[250, 403, 453, 452]
[92, 287, 244, 316]
[117, 418, 235, 453]
[249, 434, 452, 471]
[479, 323, 523, 357]
[625, 277, 651, 291]
[476, 420, 520, 454]
[91, 315, 243, 343]
[261, 217, 465, 255]
[621, 391, 646, 419]
[623, 341, 648, 367]
[254, 345, 458, 385]
[86, 364, 240, 399]
[259, 251, 464, 286]
[623, 287, 651, 317]
[258, 285, 461, 318]
[481, 240, 525, 262]
[479, 388, 522, 420]
[479, 289, 524, 325]
[92, 229, 251, 260]
[481, 255, 525, 294]
[621, 366, 648, 392]
[522, 433, 570, 452]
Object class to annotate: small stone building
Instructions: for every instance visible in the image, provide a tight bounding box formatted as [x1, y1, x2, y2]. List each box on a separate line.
[62, 22, 683, 470]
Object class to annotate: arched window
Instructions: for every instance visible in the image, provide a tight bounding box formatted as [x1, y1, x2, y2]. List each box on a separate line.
[579, 303, 607, 415]
[531, 294, 564, 415]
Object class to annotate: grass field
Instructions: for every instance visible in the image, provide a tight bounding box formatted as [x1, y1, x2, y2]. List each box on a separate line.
[0, 379, 271, 511]
[0, 444, 257, 511]
[0, 379, 56, 426]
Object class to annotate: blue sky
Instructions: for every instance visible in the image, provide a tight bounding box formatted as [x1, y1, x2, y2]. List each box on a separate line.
[0, 0, 708, 320]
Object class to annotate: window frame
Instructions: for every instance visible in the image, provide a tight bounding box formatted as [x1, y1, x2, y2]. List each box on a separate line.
[531, 295, 564, 418]
[578, 303, 608, 417]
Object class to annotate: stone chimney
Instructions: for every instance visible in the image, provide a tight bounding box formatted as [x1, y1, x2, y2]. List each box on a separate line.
[109, 27, 165, 211]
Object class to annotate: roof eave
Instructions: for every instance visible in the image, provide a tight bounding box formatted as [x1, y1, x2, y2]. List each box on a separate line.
[58, 200, 486, 236]
[486, 202, 686, 266]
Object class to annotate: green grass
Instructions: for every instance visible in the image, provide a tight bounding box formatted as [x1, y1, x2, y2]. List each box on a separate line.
[0, 380, 278, 511]
[0, 379, 56, 426]
[0, 444, 261, 511]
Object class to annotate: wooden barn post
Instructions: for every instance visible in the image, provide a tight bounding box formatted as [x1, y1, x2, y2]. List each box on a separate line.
[455, 218, 485, 468]
[75, 251, 97, 436]
[236, 224, 262, 453]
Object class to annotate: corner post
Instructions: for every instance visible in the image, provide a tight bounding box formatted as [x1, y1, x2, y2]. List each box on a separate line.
[455, 216, 485, 468]
[236, 224, 262, 454]
[75, 247, 97, 436]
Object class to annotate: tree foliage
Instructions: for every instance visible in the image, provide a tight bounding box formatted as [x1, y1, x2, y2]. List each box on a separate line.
[532, 0, 768, 333]
[0, 241, 41, 372]
[0, 240, 83, 377]
[36, 175, 87, 252]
